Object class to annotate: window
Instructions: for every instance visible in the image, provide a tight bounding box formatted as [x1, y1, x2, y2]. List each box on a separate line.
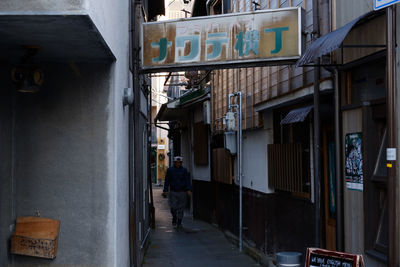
[208, 0, 232, 15]
[193, 122, 209, 165]
[342, 58, 386, 107]
[268, 107, 312, 196]
[363, 101, 388, 261]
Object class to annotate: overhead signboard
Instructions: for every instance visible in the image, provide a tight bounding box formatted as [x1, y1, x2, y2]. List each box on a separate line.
[141, 7, 302, 73]
[374, 0, 400, 10]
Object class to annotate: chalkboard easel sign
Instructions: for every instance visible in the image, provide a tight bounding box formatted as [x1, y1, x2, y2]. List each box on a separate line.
[305, 248, 364, 267]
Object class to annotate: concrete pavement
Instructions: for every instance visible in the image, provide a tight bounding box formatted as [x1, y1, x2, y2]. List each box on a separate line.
[143, 186, 260, 267]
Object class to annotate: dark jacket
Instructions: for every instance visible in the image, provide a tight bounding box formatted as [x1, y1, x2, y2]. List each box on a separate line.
[163, 166, 192, 192]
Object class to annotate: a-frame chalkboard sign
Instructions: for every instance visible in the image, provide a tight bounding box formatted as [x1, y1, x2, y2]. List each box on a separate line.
[305, 248, 364, 267]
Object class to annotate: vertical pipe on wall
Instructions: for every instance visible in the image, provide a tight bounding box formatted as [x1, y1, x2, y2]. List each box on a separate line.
[386, 6, 399, 267]
[149, 86, 155, 229]
[238, 92, 243, 252]
[334, 68, 344, 251]
[128, 0, 135, 265]
[132, 0, 142, 266]
[312, 0, 321, 248]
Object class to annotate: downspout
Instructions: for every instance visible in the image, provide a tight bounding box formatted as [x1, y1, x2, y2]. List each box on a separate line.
[334, 68, 344, 251]
[132, 0, 142, 266]
[149, 88, 155, 229]
[386, 6, 399, 267]
[312, 0, 321, 248]
[128, 0, 135, 266]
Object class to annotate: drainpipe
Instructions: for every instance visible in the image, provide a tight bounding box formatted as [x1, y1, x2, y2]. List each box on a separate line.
[132, 0, 142, 266]
[128, 0, 134, 266]
[238, 92, 243, 252]
[312, 0, 321, 248]
[149, 89, 156, 229]
[334, 68, 344, 252]
[386, 6, 399, 267]
[228, 92, 243, 252]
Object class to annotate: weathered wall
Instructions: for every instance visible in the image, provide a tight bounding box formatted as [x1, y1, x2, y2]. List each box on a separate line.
[0, 0, 84, 12]
[193, 181, 315, 256]
[10, 62, 114, 267]
[0, 0, 131, 266]
[242, 128, 274, 194]
[192, 108, 211, 182]
[0, 65, 14, 267]
[86, 0, 130, 62]
[342, 108, 364, 256]
[212, 0, 332, 131]
[335, 0, 373, 27]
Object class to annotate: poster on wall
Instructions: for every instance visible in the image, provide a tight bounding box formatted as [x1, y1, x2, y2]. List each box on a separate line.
[345, 133, 363, 191]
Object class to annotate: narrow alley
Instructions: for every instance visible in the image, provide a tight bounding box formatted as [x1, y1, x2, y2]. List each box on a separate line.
[143, 187, 260, 267]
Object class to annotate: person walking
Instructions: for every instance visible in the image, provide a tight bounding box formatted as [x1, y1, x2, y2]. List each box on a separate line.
[162, 156, 192, 228]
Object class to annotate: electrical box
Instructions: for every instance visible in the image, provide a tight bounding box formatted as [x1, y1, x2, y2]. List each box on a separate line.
[225, 111, 235, 131]
[203, 100, 211, 124]
[224, 131, 236, 154]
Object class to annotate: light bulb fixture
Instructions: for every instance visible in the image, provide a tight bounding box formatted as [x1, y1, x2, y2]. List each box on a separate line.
[11, 46, 43, 93]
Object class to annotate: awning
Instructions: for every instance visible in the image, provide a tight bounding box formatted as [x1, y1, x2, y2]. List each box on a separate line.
[280, 106, 313, 125]
[154, 99, 184, 122]
[155, 87, 210, 122]
[180, 86, 210, 107]
[295, 11, 376, 67]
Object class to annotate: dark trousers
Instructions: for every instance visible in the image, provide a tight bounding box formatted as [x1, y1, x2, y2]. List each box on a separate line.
[168, 191, 187, 222]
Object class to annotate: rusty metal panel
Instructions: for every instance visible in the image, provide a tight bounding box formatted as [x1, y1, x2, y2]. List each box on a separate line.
[141, 7, 302, 72]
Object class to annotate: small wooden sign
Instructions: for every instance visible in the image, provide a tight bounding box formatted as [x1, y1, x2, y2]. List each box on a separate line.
[11, 216, 60, 259]
[305, 248, 364, 267]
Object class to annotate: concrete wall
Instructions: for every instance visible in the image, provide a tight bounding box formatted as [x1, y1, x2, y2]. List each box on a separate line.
[0, 0, 132, 266]
[86, 0, 130, 62]
[9, 62, 114, 267]
[0, 66, 14, 267]
[0, 0, 84, 13]
[234, 111, 274, 194]
[242, 129, 274, 194]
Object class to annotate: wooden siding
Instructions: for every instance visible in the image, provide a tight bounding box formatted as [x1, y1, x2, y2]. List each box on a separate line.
[267, 143, 303, 192]
[193, 122, 209, 165]
[212, 148, 233, 184]
[211, 0, 331, 132]
[342, 108, 364, 254]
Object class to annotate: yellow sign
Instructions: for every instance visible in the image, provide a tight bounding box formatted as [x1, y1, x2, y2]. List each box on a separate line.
[141, 7, 302, 72]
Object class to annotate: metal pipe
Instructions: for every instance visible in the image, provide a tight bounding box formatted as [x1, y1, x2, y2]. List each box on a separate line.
[128, 0, 135, 265]
[227, 92, 243, 251]
[140, 227, 151, 249]
[386, 6, 399, 267]
[132, 1, 142, 265]
[238, 91, 243, 252]
[149, 85, 156, 229]
[228, 93, 235, 110]
[312, 0, 321, 248]
[334, 68, 344, 251]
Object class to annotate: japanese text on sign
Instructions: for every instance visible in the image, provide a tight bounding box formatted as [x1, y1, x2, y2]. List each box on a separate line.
[141, 7, 302, 72]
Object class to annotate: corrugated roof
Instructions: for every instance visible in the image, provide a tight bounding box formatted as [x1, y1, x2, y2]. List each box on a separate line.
[280, 106, 313, 125]
[295, 11, 374, 67]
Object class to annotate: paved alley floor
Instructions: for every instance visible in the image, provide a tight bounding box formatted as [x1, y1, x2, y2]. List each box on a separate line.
[143, 186, 260, 267]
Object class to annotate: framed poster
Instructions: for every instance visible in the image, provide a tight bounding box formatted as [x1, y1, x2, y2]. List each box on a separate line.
[305, 248, 364, 267]
[345, 133, 363, 191]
